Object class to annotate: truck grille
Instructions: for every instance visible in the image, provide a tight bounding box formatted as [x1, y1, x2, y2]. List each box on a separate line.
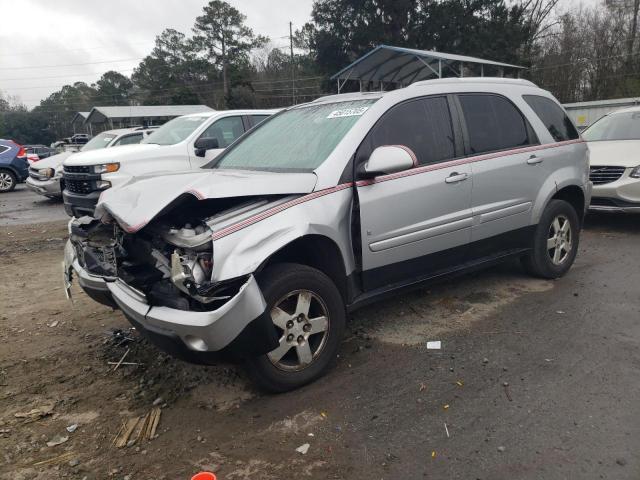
[589, 166, 626, 185]
[29, 167, 49, 181]
[64, 165, 92, 174]
[65, 178, 95, 194]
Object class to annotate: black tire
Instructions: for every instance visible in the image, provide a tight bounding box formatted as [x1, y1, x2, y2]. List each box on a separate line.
[0, 169, 17, 193]
[522, 199, 580, 279]
[245, 263, 346, 393]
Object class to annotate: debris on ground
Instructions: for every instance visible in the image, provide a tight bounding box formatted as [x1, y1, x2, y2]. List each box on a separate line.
[33, 451, 76, 466]
[456, 380, 464, 387]
[497, 446, 506, 452]
[419, 382, 427, 392]
[444, 423, 450, 438]
[46, 434, 69, 447]
[295, 443, 310, 455]
[66, 423, 79, 433]
[14, 404, 54, 421]
[426, 340, 442, 349]
[482, 357, 489, 364]
[443, 404, 450, 410]
[113, 407, 162, 448]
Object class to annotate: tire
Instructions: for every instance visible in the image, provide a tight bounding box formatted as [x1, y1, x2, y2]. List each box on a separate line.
[0, 170, 17, 193]
[245, 263, 346, 393]
[522, 199, 580, 279]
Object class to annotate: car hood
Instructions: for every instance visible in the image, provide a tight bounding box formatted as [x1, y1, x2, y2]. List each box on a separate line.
[587, 140, 640, 168]
[31, 151, 73, 170]
[63, 144, 162, 166]
[95, 169, 318, 232]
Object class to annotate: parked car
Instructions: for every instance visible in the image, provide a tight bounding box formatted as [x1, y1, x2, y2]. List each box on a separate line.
[62, 110, 276, 217]
[26, 145, 56, 160]
[0, 139, 29, 192]
[70, 134, 90, 144]
[64, 78, 590, 391]
[582, 106, 640, 212]
[26, 128, 155, 199]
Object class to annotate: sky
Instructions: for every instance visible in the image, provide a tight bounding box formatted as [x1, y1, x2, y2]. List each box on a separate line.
[0, 0, 314, 108]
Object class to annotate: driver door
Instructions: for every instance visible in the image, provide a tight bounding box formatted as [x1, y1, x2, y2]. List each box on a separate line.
[190, 116, 246, 167]
[356, 96, 473, 291]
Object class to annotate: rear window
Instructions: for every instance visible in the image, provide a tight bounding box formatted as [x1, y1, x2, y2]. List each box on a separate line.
[523, 95, 579, 142]
[458, 94, 534, 155]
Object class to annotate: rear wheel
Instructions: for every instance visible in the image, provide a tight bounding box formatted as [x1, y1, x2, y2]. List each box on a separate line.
[522, 199, 580, 279]
[0, 170, 16, 192]
[245, 263, 346, 392]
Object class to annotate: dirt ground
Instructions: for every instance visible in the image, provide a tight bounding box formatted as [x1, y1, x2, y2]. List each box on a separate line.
[1, 210, 639, 479]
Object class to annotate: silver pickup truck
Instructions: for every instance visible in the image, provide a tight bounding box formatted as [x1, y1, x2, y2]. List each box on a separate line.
[64, 78, 591, 392]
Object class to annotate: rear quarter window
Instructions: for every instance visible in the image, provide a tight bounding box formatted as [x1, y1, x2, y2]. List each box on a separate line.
[523, 95, 579, 142]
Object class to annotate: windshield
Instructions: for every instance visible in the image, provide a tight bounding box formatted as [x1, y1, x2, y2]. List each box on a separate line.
[583, 111, 640, 141]
[81, 132, 117, 151]
[212, 99, 378, 172]
[142, 116, 209, 145]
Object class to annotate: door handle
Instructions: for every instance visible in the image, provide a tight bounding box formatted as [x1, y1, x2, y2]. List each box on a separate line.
[527, 154, 543, 165]
[445, 172, 469, 184]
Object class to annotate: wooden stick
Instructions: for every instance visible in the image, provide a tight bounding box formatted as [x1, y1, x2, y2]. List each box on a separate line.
[112, 349, 130, 371]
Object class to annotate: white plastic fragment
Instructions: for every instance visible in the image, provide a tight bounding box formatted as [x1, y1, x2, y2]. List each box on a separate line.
[66, 424, 78, 433]
[426, 341, 442, 350]
[295, 443, 310, 455]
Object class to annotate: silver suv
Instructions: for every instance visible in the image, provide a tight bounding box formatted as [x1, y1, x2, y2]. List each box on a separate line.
[64, 78, 590, 392]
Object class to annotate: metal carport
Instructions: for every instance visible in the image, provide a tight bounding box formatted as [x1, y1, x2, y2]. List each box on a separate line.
[331, 45, 525, 93]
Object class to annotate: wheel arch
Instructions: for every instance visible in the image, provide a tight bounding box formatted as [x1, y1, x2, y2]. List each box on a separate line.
[257, 234, 350, 304]
[551, 184, 586, 225]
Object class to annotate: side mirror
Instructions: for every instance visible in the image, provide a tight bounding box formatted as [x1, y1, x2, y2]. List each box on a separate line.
[194, 137, 220, 157]
[361, 145, 416, 178]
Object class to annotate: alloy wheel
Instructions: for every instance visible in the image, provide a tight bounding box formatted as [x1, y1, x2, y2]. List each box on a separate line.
[267, 289, 330, 371]
[0, 172, 14, 191]
[547, 214, 572, 265]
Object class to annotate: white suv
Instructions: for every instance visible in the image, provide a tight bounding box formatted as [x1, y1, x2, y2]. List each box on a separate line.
[62, 110, 276, 217]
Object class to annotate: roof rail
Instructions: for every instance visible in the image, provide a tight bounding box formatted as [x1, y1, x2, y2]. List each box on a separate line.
[310, 91, 385, 104]
[410, 77, 537, 88]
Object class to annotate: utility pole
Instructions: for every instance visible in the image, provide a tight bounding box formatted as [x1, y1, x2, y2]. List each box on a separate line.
[289, 21, 295, 105]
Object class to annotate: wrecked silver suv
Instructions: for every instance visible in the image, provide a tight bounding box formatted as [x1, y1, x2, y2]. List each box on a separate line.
[64, 79, 590, 391]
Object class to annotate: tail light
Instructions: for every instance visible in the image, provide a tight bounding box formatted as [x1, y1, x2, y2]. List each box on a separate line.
[10, 141, 27, 159]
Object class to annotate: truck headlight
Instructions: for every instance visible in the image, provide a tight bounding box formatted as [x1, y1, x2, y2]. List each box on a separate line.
[94, 163, 120, 174]
[631, 165, 640, 178]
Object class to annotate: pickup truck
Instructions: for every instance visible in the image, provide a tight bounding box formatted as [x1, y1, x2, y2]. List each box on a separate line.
[62, 109, 276, 217]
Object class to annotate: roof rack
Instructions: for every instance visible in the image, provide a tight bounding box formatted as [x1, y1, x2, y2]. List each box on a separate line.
[410, 77, 536, 88]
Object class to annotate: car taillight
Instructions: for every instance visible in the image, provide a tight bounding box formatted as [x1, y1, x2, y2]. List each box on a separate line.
[16, 146, 27, 158]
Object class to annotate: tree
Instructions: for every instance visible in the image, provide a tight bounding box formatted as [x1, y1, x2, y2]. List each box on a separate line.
[132, 29, 211, 105]
[193, 0, 268, 104]
[94, 71, 133, 105]
[303, 0, 532, 80]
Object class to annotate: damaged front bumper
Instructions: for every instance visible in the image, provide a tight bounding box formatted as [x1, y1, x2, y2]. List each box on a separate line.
[63, 240, 278, 362]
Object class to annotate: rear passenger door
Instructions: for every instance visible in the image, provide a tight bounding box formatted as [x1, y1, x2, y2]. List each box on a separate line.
[456, 94, 544, 255]
[356, 96, 473, 291]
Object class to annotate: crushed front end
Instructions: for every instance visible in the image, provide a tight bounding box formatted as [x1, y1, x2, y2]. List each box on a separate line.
[65, 214, 278, 363]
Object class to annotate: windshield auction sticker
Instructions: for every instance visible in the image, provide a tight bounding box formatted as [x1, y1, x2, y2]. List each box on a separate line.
[327, 107, 369, 118]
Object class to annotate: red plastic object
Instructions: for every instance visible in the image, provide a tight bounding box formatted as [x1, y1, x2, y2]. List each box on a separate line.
[191, 473, 217, 480]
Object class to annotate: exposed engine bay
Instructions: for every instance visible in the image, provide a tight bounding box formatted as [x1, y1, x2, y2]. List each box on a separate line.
[70, 194, 295, 311]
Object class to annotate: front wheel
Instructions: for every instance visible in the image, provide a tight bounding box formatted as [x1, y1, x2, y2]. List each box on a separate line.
[245, 263, 346, 393]
[522, 199, 580, 279]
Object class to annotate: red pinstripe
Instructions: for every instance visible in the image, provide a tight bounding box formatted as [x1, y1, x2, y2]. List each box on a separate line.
[120, 139, 585, 239]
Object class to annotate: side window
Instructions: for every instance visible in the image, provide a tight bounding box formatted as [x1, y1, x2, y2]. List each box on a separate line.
[198, 116, 245, 148]
[365, 97, 456, 166]
[250, 115, 270, 127]
[523, 95, 579, 142]
[113, 133, 143, 146]
[0, 145, 9, 155]
[458, 94, 533, 155]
